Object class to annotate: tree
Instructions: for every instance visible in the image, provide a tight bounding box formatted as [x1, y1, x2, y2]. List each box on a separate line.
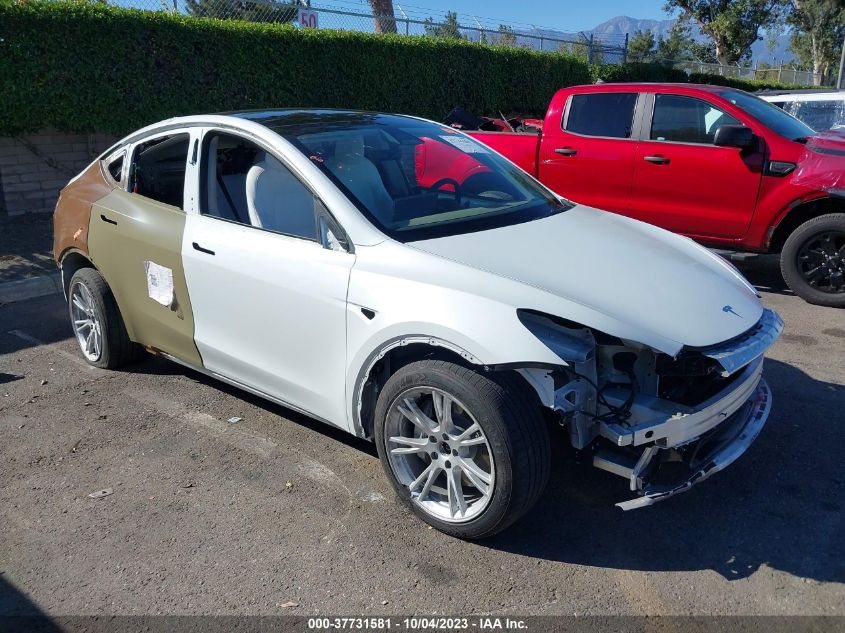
[628, 29, 656, 62]
[654, 22, 694, 61]
[424, 11, 463, 39]
[663, 0, 782, 65]
[563, 35, 605, 64]
[786, 0, 845, 84]
[185, 0, 297, 23]
[368, 0, 397, 34]
[496, 24, 517, 47]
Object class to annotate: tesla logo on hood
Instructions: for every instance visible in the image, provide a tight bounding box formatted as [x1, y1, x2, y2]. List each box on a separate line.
[722, 305, 742, 317]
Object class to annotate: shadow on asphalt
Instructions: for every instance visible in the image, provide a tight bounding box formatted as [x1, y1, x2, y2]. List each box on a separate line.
[0, 575, 61, 631]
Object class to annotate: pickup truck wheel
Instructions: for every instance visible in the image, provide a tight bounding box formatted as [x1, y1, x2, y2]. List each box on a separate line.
[781, 213, 845, 307]
[374, 360, 550, 539]
[68, 268, 143, 368]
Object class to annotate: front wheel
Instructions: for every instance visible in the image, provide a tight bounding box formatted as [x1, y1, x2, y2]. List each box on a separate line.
[374, 360, 550, 539]
[780, 213, 845, 308]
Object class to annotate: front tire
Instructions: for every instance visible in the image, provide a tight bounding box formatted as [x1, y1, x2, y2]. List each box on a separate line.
[374, 360, 550, 539]
[780, 213, 845, 307]
[68, 268, 142, 369]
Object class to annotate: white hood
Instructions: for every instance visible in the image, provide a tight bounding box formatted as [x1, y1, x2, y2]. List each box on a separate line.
[409, 205, 763, 350]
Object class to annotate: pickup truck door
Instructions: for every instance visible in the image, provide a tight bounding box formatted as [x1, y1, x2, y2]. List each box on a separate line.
[538, 92, 641, 213]
[628, 93, 764, 239]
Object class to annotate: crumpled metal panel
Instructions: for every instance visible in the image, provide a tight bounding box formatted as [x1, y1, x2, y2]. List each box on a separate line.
[698, 308, 783, 376]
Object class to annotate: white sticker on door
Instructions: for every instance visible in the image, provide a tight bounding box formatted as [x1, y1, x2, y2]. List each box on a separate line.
[144, 261, 174, 307]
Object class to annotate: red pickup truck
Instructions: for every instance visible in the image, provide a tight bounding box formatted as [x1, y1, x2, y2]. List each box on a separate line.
[461, 83, 845, 307]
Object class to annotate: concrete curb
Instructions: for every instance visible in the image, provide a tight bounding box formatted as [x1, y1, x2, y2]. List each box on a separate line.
[0, 272, 62, 306]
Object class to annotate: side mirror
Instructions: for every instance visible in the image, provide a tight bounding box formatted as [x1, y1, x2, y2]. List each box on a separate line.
[714, 124, 755, 150]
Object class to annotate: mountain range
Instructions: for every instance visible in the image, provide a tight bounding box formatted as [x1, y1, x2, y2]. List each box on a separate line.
[588, 15, 794, 64]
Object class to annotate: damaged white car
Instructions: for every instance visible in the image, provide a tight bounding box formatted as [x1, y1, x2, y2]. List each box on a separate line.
[55, 110, 782, 539]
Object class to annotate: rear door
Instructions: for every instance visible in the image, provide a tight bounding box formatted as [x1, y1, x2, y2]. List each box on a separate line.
[181, 129, 355, 429]
[538, 91, 641, 212]
[87, 129, 202, 366]
[628, 92, 764, 238]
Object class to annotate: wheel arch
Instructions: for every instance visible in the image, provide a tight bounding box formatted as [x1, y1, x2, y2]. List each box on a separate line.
[350, 336, 543, 439]
[58, 249, 96, 298]
[770, 195, 845, 253]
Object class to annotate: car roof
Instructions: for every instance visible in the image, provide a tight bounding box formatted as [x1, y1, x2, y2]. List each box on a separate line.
[565, 83, 736, 93]
[759, 91, 845, 102]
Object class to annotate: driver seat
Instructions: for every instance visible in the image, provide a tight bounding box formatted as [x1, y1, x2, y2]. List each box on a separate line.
[324, 136, 394, 224]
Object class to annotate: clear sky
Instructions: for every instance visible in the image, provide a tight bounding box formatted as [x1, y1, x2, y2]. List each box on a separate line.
[385, 0, 671, 31]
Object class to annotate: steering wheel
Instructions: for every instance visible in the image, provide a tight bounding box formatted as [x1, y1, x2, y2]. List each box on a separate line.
[429, 178, 462, 204]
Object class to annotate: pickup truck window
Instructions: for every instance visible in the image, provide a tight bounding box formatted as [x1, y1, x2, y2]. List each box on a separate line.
[651, 94, 740, 145]
[718, 89, 814, 141]
[564, 93, 638, 139]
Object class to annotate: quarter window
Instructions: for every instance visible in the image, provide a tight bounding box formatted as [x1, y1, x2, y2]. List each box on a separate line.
[564, 93, 638, 138]
[201, 132, 318, 241]
[130, 134, 190, 209]
[106, 154, 124, 183]
[650, 94, 741, 144]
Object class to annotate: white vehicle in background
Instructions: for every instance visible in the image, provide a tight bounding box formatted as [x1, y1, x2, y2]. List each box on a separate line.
[760, 90, 845, 132]
[54, 110, 782, 538]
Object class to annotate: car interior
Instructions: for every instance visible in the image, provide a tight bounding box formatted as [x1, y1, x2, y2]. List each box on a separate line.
[130, 134, 190, 209]
[203, 133, 318, 240]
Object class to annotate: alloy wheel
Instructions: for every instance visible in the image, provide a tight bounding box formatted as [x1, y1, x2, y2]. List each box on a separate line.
[384, 387, 495, 523]
[797, 230, 845, 294]
[70, 281, 103, 362]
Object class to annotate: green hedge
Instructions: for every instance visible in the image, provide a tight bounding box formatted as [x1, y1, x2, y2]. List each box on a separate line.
[0, 1, 815, 136]
[0, 0, 592, 135]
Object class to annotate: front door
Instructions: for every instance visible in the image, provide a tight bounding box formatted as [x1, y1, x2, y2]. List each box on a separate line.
[182, 131, 355, 429]
[538, 91, 640, 212]
[628, 93, 765, 239]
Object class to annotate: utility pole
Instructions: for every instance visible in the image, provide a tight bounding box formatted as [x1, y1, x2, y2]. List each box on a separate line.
[623, 33, 628, 64]
[838, 36, 845, 90]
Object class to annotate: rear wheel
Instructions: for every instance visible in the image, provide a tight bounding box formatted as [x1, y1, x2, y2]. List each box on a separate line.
[68, 268, 142, 368]
[781, 213, 845, 308]
[374, 360, 550, 539]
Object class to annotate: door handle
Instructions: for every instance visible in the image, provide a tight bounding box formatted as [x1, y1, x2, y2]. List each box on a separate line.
[100, 214, 118, 226]
[554, 147, 578, 156]
[643, 155, 670, 165]
[192, 242, 215, 256]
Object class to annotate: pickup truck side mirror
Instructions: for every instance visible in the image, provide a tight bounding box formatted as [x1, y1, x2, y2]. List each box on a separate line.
[714, 124, 755, 150]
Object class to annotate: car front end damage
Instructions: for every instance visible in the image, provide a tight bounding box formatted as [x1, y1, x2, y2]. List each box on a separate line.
[518, 308, 783, 509]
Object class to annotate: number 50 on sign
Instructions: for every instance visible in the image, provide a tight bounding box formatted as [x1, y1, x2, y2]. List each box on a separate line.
[298, 8, 318, 28]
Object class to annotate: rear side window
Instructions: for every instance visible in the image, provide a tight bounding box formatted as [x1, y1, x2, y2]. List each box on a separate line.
[200, 132, 318, 241]
[130, 134, 190, 209]
[650, 94, 741, 144]
[564, 93, 638, 138]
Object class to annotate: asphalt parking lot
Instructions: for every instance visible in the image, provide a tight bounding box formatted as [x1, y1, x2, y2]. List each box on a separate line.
[1, 255, 843, 617]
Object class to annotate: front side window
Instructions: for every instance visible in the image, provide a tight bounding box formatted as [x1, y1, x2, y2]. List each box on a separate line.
[130, 134, 189, 209]
[564, 93, 638, 138]
[717, 89, 815, 141]
[650, 94, 741, 144]
[201, 132, 318, 240]
[265, 113, 570, 242]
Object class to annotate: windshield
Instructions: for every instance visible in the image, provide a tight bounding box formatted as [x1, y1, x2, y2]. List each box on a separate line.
[268, 113, 570, 242]
[718, 90, 816, 141]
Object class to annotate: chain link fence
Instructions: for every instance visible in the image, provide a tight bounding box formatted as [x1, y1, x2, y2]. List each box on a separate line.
[107, 0, 630, 63]
[674, 60, 822, 87]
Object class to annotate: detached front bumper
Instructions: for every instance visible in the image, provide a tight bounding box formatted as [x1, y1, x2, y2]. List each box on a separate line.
[614, 377, 771, 510]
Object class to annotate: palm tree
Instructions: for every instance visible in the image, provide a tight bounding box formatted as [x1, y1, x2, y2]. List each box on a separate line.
[368, 0, 397, 34]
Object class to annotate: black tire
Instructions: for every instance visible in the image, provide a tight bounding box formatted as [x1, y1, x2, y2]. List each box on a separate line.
[780, 213, 845, 308]
[374, 360, 550, 539]
[67, 268, 143, 369]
